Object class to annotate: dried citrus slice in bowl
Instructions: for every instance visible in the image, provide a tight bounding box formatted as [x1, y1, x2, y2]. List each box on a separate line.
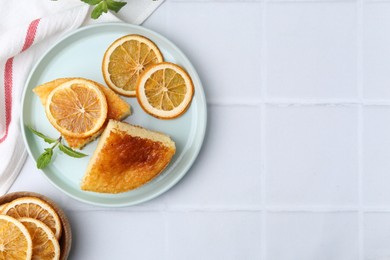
[45, 78, 108, 138]
[19, 218, 60, 260]
[102, 34, 164, 97]
[0, 215, 32, 260]
[0, 203, 8, 212]
[1, 197, 62, 240]
[136, 62, 195, 119]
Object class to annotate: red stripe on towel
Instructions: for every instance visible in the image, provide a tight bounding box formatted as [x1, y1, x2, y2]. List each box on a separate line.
[0, 18, 40, 143]
[22, 19, 40, 51]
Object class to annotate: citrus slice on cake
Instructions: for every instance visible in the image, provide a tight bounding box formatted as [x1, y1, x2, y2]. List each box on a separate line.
[0, 215, 32, 260]
[45, 78, 108, 138]
[102, 34, 164, 97]
[19, 218, 60, 260]
[0, 197, 62, 240]
[136, 62, 194, 119]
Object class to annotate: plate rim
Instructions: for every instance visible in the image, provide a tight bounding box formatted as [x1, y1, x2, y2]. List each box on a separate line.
[20, 22, 207, 207]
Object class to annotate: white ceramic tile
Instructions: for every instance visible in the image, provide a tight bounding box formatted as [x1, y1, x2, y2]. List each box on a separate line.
[265, 105, 359, 205]
[164, 106, 262, 208]
[161, 2, 262, 102]
[166, 212, 261, 260]
[267, 212, 359, 260]
[363, 2, 390, 99]
[68, 211, 165, 259]
[362, 106, 390, 205]
[266, 2, 357, 98]
[364, 213, 390, 260]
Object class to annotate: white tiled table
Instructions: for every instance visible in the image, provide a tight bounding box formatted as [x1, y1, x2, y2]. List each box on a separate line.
[10, 0, 390, 259]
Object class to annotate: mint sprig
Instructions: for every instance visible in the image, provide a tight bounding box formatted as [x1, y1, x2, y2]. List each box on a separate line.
[81, 0, 127, 19]
[37, 148, 54, 169]
[28, 126, 88, 169]
[27, 126, 56, 144]
[59, 144, 87, 158]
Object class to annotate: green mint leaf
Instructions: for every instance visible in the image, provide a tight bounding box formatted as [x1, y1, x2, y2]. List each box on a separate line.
[37, 148, 53, 169]
[27, 125, 56, 144]
[91, 1, 108, 19]
[81, 0, 102, 5]
[59, 144, 88, 158]
[106, 0, 127, 13]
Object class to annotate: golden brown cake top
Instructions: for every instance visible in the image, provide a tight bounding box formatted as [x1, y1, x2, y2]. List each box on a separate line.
[96, 129, 172, 173]
[81, 121, 176, 193]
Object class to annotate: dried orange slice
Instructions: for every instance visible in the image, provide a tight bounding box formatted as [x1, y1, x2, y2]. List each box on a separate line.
[0, 203, 8, 212]
[19, 218, 60, 260]
[45, 78, 108, 138]
[102, 34, 164, 97]
[1, 197, 62, 240]
[136, 62, 194, 119]
[0, 215, 32, 260]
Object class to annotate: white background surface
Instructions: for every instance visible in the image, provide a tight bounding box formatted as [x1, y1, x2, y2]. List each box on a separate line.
[10, 0, 390, 259]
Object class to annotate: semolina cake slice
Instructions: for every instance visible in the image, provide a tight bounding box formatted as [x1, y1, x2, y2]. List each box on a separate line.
[33, 78, 131, 149]
[81, 120, 176, 193]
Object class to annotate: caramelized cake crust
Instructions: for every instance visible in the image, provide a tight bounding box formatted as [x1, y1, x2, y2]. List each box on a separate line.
[81, 120, 176, 193]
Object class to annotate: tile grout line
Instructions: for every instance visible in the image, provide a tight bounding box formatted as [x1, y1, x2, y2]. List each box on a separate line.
[260, 0, 268, 259]
[169, 0, 266, 3]
[269, 0, 356, 2]
[358, 78, 365, 260]
[169, 0, 357, 3]
[207, 98, 390, 106]
[357, 0, 364, 258]
[66, 205, 390, 213]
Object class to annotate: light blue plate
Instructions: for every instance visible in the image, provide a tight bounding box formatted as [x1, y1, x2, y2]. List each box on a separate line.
[20, 23, 207, 207]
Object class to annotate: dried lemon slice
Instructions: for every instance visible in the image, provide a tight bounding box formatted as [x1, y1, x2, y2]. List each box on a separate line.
[136, 62, 194, 119]
[0, 203, 8, 212]
[45, 78, 108, 138]
[102, 34, 164, 97]
[19, 218, 60, 260]
[1, 197, 62, 240]
[0, 215, 32, 260]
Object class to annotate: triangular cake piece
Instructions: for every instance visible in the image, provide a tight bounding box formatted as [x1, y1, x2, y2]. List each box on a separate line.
[81, 120, 176, 193]
[33, 78, 131, 149]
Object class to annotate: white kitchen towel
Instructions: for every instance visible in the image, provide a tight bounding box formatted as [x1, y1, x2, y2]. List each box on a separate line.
[0, 0, 164, 195]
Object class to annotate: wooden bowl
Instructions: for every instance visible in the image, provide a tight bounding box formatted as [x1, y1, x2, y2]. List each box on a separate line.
[0, 191, 71, 260]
